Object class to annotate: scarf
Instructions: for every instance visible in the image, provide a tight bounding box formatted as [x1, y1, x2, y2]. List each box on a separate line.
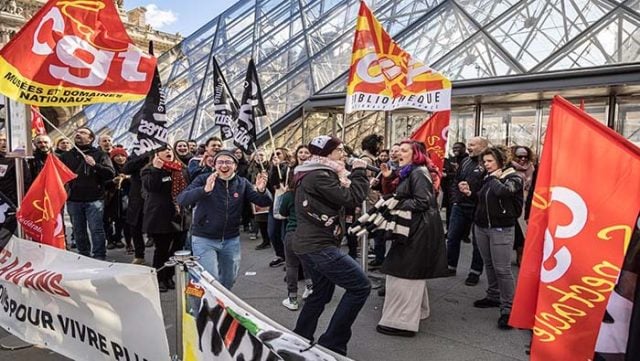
[349, 196, 412, 244]
[510, 161, 534, 192]
[303, 155, 351, 187]
[163, 161, 187, 204]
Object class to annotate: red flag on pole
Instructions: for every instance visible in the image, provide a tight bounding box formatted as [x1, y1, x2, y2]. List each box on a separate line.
[0, 0, 156, 106]
[509, 96, 640, 360]
[17, 154, 76, 249]
[410, 110, 450, 173]
[30, 106, 46, 138]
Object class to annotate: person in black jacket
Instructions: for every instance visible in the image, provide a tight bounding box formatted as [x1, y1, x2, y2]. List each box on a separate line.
[446, 136, 488, 286]
[27, 134, 53, 178]
[123, 152, 150, 264]
[60, 127, 115, 260]
[292, 135, 370, 356]
[463, 146, 523, 330]
[104, 148, 131, 252]
[141, 145, 190, 292]
[177, 150, 271, 290]
[376, 140, 448, 338]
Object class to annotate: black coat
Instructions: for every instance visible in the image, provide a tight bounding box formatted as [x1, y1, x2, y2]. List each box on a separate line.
[0, 155, 31, 205]
[123, 154, 149, 226]
[380, 166, 448, 280]
[59, 145, 114, 202]
[141, 166, 189, 234]
[293, 165, 369, 254]
[474, 167, 524, 228]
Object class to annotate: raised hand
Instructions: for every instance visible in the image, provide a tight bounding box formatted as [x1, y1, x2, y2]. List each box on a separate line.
[204, 172, 218, 193]
[255, 171, 268, 192]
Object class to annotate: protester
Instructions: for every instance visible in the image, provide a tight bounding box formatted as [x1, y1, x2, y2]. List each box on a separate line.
[267, 147, 291, 268]
[98, 134, 113, 153]
[28, 134, 53, 178]
[142, 145, 190, 292]
[442, 142, 468, 229]
[249, 149, 271, 248]
[60, 127, 115, 260]
[360, 134, 385, 268]
[376, 149, 390, 167]
[446, 136, 488, 286]
[187, 139, 198, 154]
[188, 136, 222, 179]
[376, 140, 448, 337]
[55, 137, 72, 155]
[292, 135, 370, 356]
[177, 150, 271, 289]
[463, 146, 523, 330]
[104, 147, 131, 252]
[279, 145, 312, 311]
[235, 147, 253, 232]
[123, 152, 150, 264]
[510, 146, 535, 265]
[174, 139, 193, 165]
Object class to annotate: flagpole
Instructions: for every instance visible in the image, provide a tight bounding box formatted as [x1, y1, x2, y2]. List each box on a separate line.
[263, 117, 282, 179]
[31, 107, 86, 155]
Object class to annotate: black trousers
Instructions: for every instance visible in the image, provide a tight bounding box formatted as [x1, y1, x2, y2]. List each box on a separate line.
[130, 216, 145, 259]
[150, 231, 185, 282]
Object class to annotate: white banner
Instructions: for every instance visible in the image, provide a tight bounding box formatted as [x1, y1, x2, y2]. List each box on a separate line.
[0, 236, 170, 361]
[182, 265, 348, 361]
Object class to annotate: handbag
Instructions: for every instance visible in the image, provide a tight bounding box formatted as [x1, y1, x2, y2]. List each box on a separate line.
[272, 169, 289, 220]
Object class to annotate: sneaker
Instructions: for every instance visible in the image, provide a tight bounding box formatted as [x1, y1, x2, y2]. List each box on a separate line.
[282, 297, 299, 311]
[115, 241, 125, 249]
[255, 243, 271, 250]
[377, 286, 386, 297]
[145, 239, 154, 247]
[473, 298, 501, 308]
[445, 268, 457, 277]
[131, 258, 146, 265]
[302, 285, 313, 300]
[107, 242, 116, 250]
[249, 235, 257, 240]
[269, 257, 285, 267]
[465, 273, 480, 286]
[498, 314, 513, 330]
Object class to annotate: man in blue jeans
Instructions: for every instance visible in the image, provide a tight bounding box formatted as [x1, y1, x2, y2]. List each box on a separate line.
[292, 135, 370, 356]
[445, 137, 488, 285]
[60, 127, 115, 260]
[177, 150, 271, 289]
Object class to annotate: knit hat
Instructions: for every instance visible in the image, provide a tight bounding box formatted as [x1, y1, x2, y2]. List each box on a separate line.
[212, 149, 238, 165]
[308, 135, 342, 157]
[109, 147, 128, 159]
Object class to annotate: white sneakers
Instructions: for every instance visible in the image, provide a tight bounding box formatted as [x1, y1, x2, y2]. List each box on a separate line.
[282, 297, 299, 311]
[302, 284, 313, 300]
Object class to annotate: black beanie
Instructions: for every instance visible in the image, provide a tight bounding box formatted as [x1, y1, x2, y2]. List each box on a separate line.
[308, 135, 342, 157]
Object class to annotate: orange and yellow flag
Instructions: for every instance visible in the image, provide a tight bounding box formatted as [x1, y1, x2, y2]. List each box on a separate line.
[345, 1, 451, 114]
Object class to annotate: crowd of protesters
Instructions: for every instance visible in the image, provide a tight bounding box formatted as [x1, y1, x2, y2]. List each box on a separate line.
[0, 125, 538, 356]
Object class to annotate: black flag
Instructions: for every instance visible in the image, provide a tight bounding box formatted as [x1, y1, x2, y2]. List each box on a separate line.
[212, 57, 240, 141]
[130, 41, 168, 156]
[233, 58, 266, 153]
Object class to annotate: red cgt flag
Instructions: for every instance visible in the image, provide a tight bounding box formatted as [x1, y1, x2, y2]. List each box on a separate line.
[410, 110, 450, 173]
[510, 96, 640, 360]
[31, 106, 47, 138]
[0, 0, 156, 106]
[17, 154, 76, 249]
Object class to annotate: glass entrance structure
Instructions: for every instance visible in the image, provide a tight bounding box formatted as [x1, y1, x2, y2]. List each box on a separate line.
[59, 0, 640, 151]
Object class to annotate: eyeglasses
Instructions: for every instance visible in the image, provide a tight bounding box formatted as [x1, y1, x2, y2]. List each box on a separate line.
[215, 160, 235, 166]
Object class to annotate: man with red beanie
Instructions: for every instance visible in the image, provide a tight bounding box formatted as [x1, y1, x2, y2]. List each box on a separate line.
[292, 135, 370, 356]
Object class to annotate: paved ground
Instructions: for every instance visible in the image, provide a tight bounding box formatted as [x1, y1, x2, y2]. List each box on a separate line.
[0, 232, 531, 361]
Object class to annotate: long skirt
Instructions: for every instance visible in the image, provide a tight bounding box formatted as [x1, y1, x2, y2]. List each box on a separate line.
[378, 275, 430, 332]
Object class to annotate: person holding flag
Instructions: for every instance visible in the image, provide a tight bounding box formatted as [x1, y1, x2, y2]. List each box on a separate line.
[28, 134, 53, 178]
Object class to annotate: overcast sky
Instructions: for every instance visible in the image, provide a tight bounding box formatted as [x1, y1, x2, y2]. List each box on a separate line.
[125, 0, 238, 37]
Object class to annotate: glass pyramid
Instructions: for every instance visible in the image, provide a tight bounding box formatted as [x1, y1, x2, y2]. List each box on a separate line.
[60, 0, 640, 147]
